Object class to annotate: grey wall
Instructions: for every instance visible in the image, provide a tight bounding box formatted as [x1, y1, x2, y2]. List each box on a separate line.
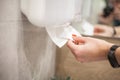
[0, 0, 56, 80]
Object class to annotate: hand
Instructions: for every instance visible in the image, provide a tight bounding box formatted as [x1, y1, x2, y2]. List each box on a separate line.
[67, 36, 113, 63]
[94, 25, 113, 37]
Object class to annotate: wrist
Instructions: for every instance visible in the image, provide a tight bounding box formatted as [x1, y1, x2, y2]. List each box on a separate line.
[112, 26, 117, 37]
[115, 47, 120, 65]
[104, 43, 113, 60]
[98, 42, 113, 61]
[107, 45, 120, 68]
[115, 27, 120, 37]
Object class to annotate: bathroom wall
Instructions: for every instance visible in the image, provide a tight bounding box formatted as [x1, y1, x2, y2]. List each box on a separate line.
[0, 0, 56, 80]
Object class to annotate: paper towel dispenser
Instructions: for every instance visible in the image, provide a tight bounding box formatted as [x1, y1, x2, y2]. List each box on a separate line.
[20, 0, 75, 27]
[20, 0, 94, 47]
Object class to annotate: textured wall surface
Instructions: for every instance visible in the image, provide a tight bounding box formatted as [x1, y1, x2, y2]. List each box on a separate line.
[0, 0, 56, 80]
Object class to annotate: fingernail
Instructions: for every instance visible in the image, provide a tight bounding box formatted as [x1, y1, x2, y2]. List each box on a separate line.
[72, 34, 77, 37]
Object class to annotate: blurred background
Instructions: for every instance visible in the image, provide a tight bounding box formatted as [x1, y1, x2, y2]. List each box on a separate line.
[78, 0, 120, 38]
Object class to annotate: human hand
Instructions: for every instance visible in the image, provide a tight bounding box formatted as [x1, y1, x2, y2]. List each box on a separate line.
[67, 35, 113, 63]
[94, 25, 113, 37]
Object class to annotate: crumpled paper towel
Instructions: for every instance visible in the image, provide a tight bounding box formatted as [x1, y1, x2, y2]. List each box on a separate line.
[80, 20, 94, 35]
[46, 20, 94, 48]
[46, 23, 81, 48]
[71, 19, 94, 36]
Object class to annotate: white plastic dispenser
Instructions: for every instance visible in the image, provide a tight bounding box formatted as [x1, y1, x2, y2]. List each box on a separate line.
[20, 0, 81, 47]
[21, 0, 75, 27]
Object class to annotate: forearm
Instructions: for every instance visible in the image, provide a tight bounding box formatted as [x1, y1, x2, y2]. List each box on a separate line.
[115, 27, 120, 36]
[114, 27, 120, 64]
[115, 47, 120, 65]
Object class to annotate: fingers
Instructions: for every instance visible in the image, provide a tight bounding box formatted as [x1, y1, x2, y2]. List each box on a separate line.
[72, 34, 85, 45]
[94, 26, 104, 33]
[67, 36, 86, 50]
[67, 40, 78, 51]
[72, 36, 85, 44]
[67, 39, 86, 63]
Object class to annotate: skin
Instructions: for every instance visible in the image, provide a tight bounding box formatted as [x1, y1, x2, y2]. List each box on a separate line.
[67, 35, 113, 63]
[94, 24, 113, 37]
[94, 24, 120, 37]
[115, 26, 120, 36]
[66, 1, 120, 64]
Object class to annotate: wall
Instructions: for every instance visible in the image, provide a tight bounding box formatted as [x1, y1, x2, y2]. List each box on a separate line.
[0, 0, 56, 80]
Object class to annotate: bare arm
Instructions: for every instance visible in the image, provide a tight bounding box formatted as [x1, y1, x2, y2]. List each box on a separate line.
[67, 35, 120, 68]
[67, 36, 113, 63]
[115, 47, 120, 64]
[115, 27, 120, 36]
[94, 24, 120, 37]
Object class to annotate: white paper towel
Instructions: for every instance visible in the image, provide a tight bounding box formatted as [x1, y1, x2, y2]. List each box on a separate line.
[46, 23, 81, 48]
[80, 20, 94, 35]
[71, 20, 94, 36]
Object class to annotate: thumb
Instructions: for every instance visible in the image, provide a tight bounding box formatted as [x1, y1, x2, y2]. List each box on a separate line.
[67, 40, 78, 51]
[72, 36, 85, 44]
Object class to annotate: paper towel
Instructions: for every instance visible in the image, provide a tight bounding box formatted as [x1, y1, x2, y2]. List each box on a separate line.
[46, 23, 81, 48]
[71, 19, 94, 36]
[81, 20, 94, 35]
